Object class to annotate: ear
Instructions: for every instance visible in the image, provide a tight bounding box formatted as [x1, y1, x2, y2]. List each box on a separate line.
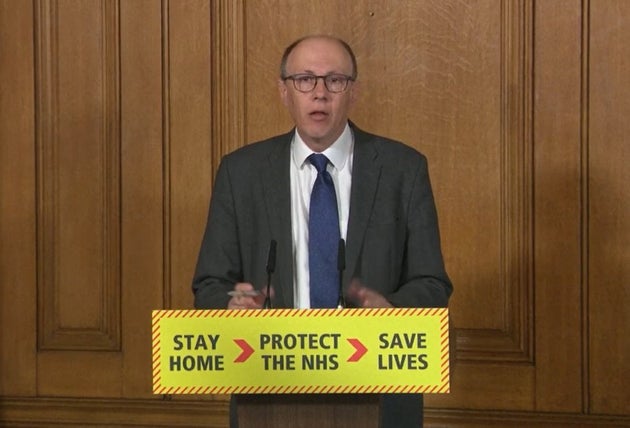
[278, 79, 289, 106]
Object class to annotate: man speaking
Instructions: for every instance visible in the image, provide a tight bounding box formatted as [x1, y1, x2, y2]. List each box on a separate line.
[193, 34, 452, 427]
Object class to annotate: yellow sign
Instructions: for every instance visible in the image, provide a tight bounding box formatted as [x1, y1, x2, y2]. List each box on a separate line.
[152, 308, 449, 395]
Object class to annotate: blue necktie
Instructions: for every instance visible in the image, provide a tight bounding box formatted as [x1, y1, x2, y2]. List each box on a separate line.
[308, 154, 340, 308]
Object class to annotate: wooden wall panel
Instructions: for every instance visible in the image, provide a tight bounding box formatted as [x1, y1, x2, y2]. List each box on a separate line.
[119, 0, 166, 398]
[35, 0, 121, 352]
[0, 397, 227, 427]
[34, 0, 122, 396]
[211, 1, 246, 160]
[0, 0, 37, 396]
[168, 1, 213, 311]
[588, 0, 630, 415]
[533, 0, 584, 413]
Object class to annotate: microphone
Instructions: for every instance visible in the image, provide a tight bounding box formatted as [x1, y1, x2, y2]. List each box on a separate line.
[263, 239, 277, 309]
[336, 238, 346, 309]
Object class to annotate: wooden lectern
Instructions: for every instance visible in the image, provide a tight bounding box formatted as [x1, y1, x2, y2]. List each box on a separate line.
[235, 393, 380, 428]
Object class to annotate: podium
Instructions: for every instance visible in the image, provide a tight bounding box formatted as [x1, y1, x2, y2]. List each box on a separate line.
[235, 393, 380, 428]
[151, 308, 449, 427]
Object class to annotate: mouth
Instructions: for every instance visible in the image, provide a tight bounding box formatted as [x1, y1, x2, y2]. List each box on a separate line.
[308, 110, 329, 121]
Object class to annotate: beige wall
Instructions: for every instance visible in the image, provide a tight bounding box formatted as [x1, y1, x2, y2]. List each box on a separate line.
[1, 1, 628, 426]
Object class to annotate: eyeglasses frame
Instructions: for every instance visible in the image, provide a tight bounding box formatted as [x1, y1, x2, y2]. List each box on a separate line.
[282, 73, 355, 93]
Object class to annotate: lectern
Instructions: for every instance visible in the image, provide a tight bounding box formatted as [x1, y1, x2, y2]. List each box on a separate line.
[151, 308, 450, 428]
[235, 393, 380, 428]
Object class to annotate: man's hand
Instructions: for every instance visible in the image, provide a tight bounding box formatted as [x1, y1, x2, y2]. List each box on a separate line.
[346, 280, 393, 308]
[227, 282, 267, 309]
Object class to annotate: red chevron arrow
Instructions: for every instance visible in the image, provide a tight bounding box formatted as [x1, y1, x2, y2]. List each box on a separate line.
[347, 338, 367, 362]
[233, 339, 254, 363]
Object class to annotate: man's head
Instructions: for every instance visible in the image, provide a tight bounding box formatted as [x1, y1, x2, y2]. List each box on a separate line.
[278, 35, 359, 152]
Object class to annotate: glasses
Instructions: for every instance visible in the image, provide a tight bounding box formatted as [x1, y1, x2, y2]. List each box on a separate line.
[283, 73, 354, 93]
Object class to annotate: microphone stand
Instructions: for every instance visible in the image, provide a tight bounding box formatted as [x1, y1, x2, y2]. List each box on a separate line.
[263, 240, 276, 309]
[336, 239, 346, 309]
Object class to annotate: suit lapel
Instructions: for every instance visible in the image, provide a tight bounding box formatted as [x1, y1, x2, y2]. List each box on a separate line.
[345, 126, 381, 286]
[261, 132, 294, 307]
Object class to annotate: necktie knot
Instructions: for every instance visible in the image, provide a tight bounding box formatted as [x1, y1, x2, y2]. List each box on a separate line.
[308, 153, 329, 174]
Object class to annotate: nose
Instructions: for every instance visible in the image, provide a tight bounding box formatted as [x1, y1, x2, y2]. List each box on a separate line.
[312, 76, 329, 98]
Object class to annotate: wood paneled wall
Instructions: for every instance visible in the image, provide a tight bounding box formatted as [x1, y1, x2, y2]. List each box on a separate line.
[1, 1, 628, 427]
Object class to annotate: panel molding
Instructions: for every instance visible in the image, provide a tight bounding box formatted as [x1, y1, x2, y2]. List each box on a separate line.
[455, 0, 534, 364]
[161, 0, 172, 309]
[210, 0, 245, 175]
[34, 0, 121, 351]
[580, 0, 591, 412]
[0, 397, 227, 428]
[1, 397, 628, 428]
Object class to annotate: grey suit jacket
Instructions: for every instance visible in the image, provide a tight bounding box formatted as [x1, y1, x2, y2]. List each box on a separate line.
[193, 123, 452, 310]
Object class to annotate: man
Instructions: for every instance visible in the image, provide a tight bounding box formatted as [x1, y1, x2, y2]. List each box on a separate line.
[193, 35, 452, 427]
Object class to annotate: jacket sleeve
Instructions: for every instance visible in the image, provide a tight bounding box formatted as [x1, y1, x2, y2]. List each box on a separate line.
[354, 149, 452, 309]
[192, 158, 242, 309]
[387, 154, 452, 308]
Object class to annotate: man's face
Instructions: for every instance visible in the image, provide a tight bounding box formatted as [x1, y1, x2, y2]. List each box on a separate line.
[279, 37, 358, 152]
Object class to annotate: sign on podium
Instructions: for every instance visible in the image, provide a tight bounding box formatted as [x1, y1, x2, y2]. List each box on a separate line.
[152, 307, 450, 395]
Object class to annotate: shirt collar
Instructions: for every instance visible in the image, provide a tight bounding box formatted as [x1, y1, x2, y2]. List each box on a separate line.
[292, 123, 353, 171]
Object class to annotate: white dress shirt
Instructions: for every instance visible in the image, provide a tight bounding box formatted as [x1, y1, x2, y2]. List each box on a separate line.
[290, 124, 354, 308]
